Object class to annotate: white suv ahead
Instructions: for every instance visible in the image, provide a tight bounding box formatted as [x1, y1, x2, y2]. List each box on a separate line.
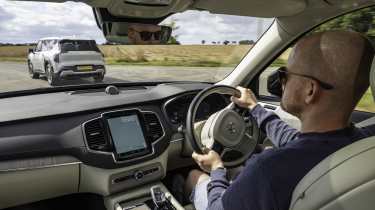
[27, 37, 106, 85]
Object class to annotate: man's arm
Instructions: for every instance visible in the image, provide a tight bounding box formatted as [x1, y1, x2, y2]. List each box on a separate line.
[192, 151, 227, 210]
[250, 104, 299, 147]
[206, 169, 228, 210]
[192, 150, 277, 210]
[220, 154, 278, 210]
[201, 154, 277, 210]
[231, 87, 299, 147]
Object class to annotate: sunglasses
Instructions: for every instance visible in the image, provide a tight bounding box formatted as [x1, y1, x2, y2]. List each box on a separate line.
[277, 67, 334, 90]
[267, 67, 334, 97]
[139, 31, 162, 41]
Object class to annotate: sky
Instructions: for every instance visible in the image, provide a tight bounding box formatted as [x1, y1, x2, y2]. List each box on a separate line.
[0, 0, 273, 44]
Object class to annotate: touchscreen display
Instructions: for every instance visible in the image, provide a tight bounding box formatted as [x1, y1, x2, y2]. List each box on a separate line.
[107, 114, 147, 155]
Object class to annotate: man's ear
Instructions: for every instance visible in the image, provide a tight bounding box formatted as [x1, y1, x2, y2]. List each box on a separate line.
[304, 80, 319, 104]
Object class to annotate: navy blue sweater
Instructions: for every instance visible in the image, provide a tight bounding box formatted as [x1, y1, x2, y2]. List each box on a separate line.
[206, 104, 375, 210]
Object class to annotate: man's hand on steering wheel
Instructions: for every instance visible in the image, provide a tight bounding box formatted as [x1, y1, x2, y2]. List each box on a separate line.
[186, 85, 260, 167]
[192, 149, 224, 173]
[191, 86, 258, 172]
[231, 86, 258, 110]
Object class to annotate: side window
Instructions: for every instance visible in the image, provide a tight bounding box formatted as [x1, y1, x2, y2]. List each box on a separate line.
[258, 6, 375, 113]
[41, 40, 55, 51]
[47, 40, 57, 50]
[357, 89, 375, 112]
[41, 41, 48, 51]
[51, 40, 57, 50]
[35, 41, 42, 52]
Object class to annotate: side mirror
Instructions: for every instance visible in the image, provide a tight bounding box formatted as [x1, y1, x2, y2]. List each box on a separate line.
[28, 48, 34, 54]
[267, 69, 282, 97]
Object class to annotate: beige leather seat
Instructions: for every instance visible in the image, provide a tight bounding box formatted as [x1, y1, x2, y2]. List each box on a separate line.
[289, 60, 375, 210]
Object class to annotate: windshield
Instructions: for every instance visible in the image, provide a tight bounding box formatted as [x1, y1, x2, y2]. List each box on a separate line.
[0, 0, 273, 93]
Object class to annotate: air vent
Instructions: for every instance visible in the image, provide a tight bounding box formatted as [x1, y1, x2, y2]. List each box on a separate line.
[84, 119, 108, 151]
[143, 113, 164, 142]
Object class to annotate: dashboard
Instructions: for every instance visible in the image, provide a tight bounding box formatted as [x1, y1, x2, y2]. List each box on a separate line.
[0, 82, 227, 170]
[0, 82, 293, 209]
[0, 82, 234, 208]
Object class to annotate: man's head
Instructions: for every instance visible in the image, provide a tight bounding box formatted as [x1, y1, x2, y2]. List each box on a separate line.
[128, 23, 163, 45]
[281, 31, 374, 124]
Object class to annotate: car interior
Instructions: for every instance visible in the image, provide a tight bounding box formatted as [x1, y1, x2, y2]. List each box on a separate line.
[2, 0, 375, 210]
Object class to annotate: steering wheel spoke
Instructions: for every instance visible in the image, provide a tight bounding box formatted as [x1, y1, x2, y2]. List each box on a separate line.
[193, 120, 207, 141]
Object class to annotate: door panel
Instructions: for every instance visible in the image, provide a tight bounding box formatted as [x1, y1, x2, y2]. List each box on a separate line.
[351, 110, 375, 124]
[259, 101, 375, 129]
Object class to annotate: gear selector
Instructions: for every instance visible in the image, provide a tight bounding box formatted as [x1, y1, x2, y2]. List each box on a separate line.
[150, 186, 176, 210]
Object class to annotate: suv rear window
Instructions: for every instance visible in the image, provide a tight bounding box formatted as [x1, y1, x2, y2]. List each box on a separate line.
[59, 40, 100, 52]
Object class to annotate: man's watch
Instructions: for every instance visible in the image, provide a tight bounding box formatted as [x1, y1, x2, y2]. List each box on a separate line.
[212, 166, 226, 172]
[215, 166, 226, 171]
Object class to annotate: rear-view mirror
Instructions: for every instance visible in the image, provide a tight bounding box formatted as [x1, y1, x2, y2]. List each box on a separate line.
[101, 22, 172, 45]
[28, 48, 34, 53]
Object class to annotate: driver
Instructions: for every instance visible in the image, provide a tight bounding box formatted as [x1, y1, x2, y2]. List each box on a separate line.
[185, 31, 375, 210]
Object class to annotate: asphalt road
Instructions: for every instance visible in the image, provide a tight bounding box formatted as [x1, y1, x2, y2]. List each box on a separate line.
[0, 62, 233, 92]
[0, 62, 277, 94]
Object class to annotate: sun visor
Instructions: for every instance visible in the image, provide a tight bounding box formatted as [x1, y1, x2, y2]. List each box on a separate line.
[192, 0, 307, 18]
[106, 0, 194, 19]
[18, 0, 306, 19]
[105, 0, 306, 19]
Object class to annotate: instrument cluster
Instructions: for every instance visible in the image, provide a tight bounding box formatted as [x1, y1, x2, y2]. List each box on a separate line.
[163, 92, 229, 125]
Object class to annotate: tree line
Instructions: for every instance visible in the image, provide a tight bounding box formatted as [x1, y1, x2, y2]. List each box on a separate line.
[201, 40, 254, 45]
[314, 7, 375, 41]
[0, 43, 35, 46]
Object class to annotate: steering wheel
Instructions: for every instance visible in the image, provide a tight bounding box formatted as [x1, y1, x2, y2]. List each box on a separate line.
[186, 85, 260, 168]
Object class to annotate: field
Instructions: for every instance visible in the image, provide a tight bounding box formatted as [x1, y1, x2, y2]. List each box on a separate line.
[357, 89, 375, 113]
[0, 45, 254, 67]
[0, 46, 32, 62]
[0, 45, 374, 112]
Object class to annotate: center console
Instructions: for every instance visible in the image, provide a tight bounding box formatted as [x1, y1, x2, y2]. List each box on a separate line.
[82, 109, 186, 209]
[105, 182, 184, 210]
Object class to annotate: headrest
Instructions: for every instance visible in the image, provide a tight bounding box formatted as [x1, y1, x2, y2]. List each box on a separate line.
[371, 57, 375, 101]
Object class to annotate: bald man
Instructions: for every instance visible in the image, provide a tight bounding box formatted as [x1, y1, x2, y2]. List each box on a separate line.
[186, 31, 375, 210]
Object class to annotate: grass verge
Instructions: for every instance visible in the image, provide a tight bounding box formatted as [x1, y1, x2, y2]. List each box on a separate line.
[357, 89, 375, 113]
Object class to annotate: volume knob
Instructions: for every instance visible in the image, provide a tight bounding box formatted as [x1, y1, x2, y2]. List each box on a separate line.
[134, 171, 144, 180]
